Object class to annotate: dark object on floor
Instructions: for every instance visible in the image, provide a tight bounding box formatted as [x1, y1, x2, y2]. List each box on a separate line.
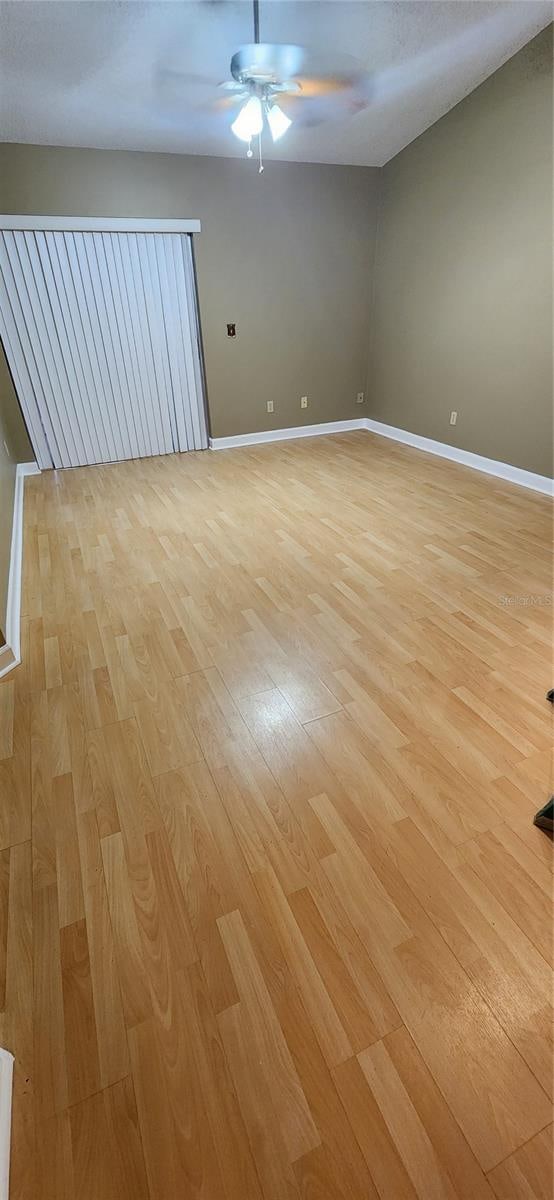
[533, 798, 553, 832]
[546, 688, 554, 703]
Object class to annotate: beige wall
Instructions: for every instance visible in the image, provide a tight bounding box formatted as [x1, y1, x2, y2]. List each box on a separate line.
[0, 145, 380, 439]
[369, 26, 553, 478]
[0, 350, 27, 638]
[0, 347, 32, 463]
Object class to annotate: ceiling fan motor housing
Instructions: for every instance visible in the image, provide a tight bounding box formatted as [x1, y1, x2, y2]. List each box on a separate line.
[230, 43, 305, 86]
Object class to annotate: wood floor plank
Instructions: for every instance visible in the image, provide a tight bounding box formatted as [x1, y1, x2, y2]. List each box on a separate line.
[145, 825, 199, 972]
[301, 871, 402, 1042]
[218, 1001, 302, 1200]
[218, 907, 321, 1163]
[37, 1111, 75, 1200]
[133, 678, 203, 776]
[2, 432, 552, 1197]
[129, 1004, 227, 1200]
[181, 961, 264, 1200]
[487, 1126, 553, 1200]
[33, 883, 68, 1117]
[289, 885, 384, 1054]
[76, 809, 130, 1089]
[0, 693, 31, 849]
[0, 847, 10, 1011]
[459, 831, 553, 966]
[358, 1028, 495, 1199]
[54, 773, 85, 928]
[69, 1077, 149, 1200]
[333, 1053, 419, 1200]
[0, 679, 14, 758]
[30, 690, 56, 889]
[101, 832, 152, 1028]
[253, 863, 353, 1067]
[312, 793, 412, 948]
[98, 717, 162, 838]
[156, 766, 238, 1012]
[60, 918, 101, 1106]
[273, 964, 382, 1200]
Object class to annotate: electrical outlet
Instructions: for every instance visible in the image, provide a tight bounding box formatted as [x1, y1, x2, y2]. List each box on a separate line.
[356, 392, 365, 404]
[267, 400, 274, 414]
[450, 411, 457, 426]
[300, 396, 308, 409]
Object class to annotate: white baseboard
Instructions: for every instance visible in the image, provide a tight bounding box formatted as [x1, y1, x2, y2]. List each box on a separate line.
[364, 419, 553, 496]
[210, 417, 552, 496]
[0, 1049, 14, 1200]
[209, 419, 366, 450]
[0, 462, 40, 681]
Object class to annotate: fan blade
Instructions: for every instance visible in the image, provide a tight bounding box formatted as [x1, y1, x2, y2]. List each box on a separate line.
[204, 91, 249, 113]
[278, 85, 371, 128]
[274, 57, 373, 127]
[294, 75, 358, 98]
[157, 67, 219, 89]
[269, 80, 302, 95]
[287, 50, 373, 110]
[217, 80, 248, 92]
[155, 65, 249, 114]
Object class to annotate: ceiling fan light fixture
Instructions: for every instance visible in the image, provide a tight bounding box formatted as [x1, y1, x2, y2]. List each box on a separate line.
[231, 94, 263, 141]
[266, 102, 292, 142]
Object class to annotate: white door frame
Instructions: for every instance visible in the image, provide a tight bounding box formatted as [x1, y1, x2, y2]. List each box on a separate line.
[0, 216, 201, 233]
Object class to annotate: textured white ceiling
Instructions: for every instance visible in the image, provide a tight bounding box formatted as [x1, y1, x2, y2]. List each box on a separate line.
[0, 1, 551, 167]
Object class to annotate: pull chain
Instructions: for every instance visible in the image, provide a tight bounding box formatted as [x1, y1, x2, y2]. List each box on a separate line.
[258, 130, 264, 174]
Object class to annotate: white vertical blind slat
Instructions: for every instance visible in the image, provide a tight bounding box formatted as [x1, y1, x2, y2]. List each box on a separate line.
[2, 232, 72, 466]
[143, 233, 178, 450]
[47, 232, 112, 464]
[113, 233, 158, 459]
[105, 233, 152, 458]
[156, 235, 195, 452]
[184, 237, 209, 448]
[0, 244, 53, 468]
[175, 235, 208, 450]
[79, 232, 131, 463]
[125, 233, 169, 458]
[16, 232, 81, 465]
[93, 234, 143, 461]
[167, 236, 197, 450]
[70, 232, 126, 463]
[34, 232, 102, 465]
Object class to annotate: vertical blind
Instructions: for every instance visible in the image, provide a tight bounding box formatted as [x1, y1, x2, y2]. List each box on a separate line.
[0, 229, 208, 469]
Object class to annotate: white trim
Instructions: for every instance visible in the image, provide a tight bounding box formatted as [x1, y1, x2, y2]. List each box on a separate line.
[210, 417, 552, 495]
[364, 419, 553, 496]
[0, 462, 40, 681]
[0, 216, 201, 234]
[0, 1049, 14, 1200]
[209, 419, 366, 450]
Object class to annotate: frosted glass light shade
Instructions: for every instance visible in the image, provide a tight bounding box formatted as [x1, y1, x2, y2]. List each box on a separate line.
[231, 96, 263, 141]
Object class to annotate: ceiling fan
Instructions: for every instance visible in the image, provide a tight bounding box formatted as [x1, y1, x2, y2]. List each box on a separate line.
[215, 0, 372, 172]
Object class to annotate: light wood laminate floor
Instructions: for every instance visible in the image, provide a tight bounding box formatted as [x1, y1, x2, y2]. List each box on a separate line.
[0, 430, 552, 1199]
